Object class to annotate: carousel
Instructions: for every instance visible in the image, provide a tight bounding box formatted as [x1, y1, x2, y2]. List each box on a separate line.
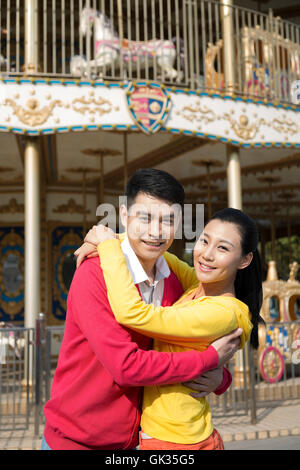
[257, 260, 300, 383]
[0, 1, 299, 384]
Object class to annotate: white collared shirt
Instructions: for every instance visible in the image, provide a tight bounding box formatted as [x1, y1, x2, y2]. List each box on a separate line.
[121, 237, 171, 440]
[121, 237, 170, 307]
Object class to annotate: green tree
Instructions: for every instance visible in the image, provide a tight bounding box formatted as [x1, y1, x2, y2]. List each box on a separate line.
[265, 235, 300, 281]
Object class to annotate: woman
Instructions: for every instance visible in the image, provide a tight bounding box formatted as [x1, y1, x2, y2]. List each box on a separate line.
[75, 208, 264, 450]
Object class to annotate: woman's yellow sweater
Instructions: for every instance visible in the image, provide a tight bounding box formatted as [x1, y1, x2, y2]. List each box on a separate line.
[98, 239, 253, 444]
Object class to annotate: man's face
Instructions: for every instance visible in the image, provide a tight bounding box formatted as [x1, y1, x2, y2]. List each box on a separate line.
[120, 192, 182, 266]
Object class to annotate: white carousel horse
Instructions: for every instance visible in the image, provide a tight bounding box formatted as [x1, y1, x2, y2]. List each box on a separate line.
[0, 55, 6, 68]
[0, 324, 25, 363]
[71, 7, 181, 81]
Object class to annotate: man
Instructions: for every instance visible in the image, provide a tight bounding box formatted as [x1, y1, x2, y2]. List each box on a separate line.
[43, 168, 241, 450]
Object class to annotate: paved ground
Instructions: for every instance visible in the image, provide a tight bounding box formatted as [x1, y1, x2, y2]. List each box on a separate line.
[0, 399, 300, 450]
[212, 399, 300, 444]
[225, 436, 300, 450]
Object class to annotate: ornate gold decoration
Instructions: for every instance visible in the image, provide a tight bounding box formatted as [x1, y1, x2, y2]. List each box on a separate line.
[193, 159, 223, 170]
[54, 230, 81, 298]
[63, 167, 101, 182]
[260, 284, 286, 322]
[0, 198, 24, 214]
[0, 248, 24, 301]
[53, 198, 90, 215]
[50, 228, 82, 319]
[72, 95, 116, 116]
[259, 260, 300, 325]
[176, 102, 216, 125]
[205, 39, 224, 91]
[205, 25, 300, 101]
[272, 117, 298, 136]
[258, 176, 281, 186]
[266, 260, 278, 281]
[149, 101, 160, 113]
[4, 97, 64, 126]
[59, 174, 98, 184]
[288, 262, 299, 282]
[223, 113, 265, 140]
[81, 148, 122, 158]
[0, 230, 24, 320]
[177, 97, 300, 141]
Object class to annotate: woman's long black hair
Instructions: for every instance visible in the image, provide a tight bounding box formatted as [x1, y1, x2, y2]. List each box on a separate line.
[209, 208, 265, 349]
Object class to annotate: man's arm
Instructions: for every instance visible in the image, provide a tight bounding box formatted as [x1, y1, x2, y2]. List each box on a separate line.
[69, 257, 220, 388]
[183, 366, 232, 398]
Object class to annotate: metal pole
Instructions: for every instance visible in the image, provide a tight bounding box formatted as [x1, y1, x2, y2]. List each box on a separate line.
[248, 343, 257, 424]
[226, 144, 242, 210]
[34, 313, 44, 437]
[24, 138, 41, 329]
[227, 142, 245, 388]
[207, 164, 212, 219]
[269, 182, 276, 260]
[45, 328, 51, 402]
[123, 133, 128, 192]
[220, 0, 235, 94]
[117, 1, 123, 46]
[24, 0, 39, 74]
[287, 202, 292, 262]
[221, 0, 245, 386]
[99, 155, 104, 206]
[24, 137, 40, 390]
[221, 1, 243, 210]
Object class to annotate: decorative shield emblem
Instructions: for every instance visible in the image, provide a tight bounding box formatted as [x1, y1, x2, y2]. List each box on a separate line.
[126, 82, 171, 134]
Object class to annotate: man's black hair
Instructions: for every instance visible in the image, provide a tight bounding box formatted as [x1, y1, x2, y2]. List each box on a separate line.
[125, 168, 185, 207]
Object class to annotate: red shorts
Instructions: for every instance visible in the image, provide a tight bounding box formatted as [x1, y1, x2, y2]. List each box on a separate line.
[139, 428, 224, 450]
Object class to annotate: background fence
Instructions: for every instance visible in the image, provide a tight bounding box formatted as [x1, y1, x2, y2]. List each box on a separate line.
[1, 1, 300, 104]
[0, 325, 35, 432]
[0, 317, 300, 437]
[209, 321, 300, 423]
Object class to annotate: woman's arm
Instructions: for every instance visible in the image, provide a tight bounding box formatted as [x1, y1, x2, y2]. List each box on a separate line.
[98, 239, 252, 348]
[75, 226, 198, 291]
[163, 251, 198, 292]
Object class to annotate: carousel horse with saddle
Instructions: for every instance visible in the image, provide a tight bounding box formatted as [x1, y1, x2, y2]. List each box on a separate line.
[71, 7, 182, 81]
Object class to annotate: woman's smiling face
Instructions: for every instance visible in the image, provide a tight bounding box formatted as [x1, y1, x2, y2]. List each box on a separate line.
[193, 219, 252, 286]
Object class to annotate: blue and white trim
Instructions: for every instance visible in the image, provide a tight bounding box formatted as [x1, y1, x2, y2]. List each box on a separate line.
[0, 78, 299, 148]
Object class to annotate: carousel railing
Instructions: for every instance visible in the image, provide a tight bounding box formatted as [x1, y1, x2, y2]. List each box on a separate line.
[0, 324, 35, 432]
[1, 1, 300, 105]
[0, 0, 24, 75]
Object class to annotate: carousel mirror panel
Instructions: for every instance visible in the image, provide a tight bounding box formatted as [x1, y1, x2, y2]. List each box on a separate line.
[48, 225, 82, 325]
[289, 295, 300, 321]
[0, 227, 24, 324]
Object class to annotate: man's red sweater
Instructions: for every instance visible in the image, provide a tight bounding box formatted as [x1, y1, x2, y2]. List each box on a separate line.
[44, 257, 226, 450]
